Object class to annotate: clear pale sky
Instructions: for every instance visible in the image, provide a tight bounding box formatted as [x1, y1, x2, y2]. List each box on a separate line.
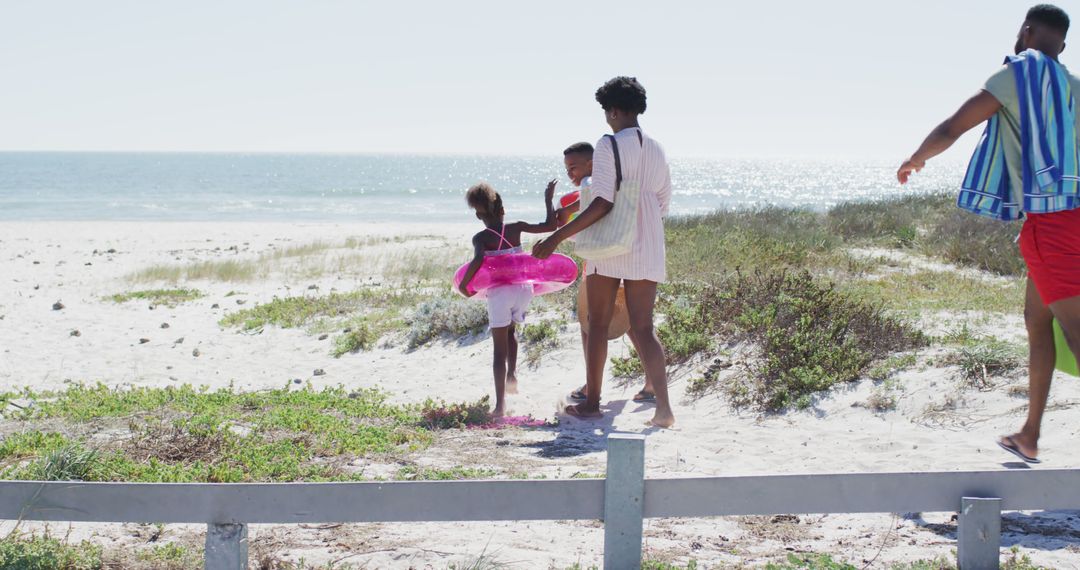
[0, 0, 1070, 160]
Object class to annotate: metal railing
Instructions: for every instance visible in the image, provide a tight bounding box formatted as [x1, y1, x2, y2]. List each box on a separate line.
[2, 433, 1077, 569]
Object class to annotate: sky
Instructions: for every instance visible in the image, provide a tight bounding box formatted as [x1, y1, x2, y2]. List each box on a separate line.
[0, 0, 1071, 161]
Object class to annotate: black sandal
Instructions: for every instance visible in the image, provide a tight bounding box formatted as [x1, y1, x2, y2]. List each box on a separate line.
[568, 387, 587, 401]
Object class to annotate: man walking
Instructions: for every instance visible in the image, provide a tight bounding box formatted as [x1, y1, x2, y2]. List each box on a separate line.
[897, 4, 1080, 463]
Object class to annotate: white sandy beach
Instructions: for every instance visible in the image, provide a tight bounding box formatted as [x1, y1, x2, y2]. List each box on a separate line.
[2, 221, 1080, 568]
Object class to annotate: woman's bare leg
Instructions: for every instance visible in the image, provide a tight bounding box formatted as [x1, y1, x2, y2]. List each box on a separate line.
[623, 279, 674, 428]
[570, 274, 619, 417]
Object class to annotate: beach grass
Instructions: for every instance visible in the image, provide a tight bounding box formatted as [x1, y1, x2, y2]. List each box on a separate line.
[843, 270, 1024, 315]
[949, 339, 1024, 389]
[107, 288, 204, 306]
[219, 288, 424, 331]
[131, 258, 261, 283]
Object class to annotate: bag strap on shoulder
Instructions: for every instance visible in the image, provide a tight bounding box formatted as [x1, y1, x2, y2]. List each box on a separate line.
[605, 134, 622, 193]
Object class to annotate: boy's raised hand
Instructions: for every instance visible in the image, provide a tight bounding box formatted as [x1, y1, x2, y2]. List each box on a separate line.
[544, 179, 557, 202]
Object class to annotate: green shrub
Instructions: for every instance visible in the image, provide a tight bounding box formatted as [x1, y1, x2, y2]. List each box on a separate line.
[407, 298, 489, 348]
[611, 350, 644, 377]
[420, 397, 493, 429]
[951, 340, 1022, 389]
[721, 272, 926, 411]
[521, 320, 560, 345]
[0, 534, 103, 570]
[521, 320, 563, 365]
[27, 443, 98, 481]
[332, 324, 376, 357]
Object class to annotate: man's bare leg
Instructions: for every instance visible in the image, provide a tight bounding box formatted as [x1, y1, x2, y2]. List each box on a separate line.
[1001, 279, 1056, 459]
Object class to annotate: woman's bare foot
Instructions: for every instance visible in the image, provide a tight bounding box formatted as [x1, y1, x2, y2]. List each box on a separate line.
[492, 405, 506, 419]
[648, 407, 675, 428]
[563, 403, 603, 419]
[506, 373, 519, 395]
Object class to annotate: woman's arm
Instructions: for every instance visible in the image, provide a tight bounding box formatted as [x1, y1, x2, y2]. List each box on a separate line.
[532, 137, 618, 259]
[531, 197, 613, 259]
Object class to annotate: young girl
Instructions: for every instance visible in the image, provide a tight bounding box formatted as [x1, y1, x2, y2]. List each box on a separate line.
[458, 180, 557, 417]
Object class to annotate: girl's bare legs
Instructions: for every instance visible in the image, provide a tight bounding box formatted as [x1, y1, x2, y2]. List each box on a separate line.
[491, 326, 510, 417]
[623, 279, 674, 428]
[506, 324, 519, 394]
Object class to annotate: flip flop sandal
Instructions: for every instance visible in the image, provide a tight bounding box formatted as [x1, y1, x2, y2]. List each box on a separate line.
[563, 404, 603, 419]
[997, 436, 1041, 464]
[568, 388, 587, 401]
[633, 390, 656, 403]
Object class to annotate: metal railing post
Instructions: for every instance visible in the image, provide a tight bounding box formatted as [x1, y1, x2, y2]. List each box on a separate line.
[958, 497, 1001, 569]
[604, 433, 646, 570]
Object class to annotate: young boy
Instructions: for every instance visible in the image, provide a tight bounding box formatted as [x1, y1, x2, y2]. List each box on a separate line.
[557, 143, 654, 404]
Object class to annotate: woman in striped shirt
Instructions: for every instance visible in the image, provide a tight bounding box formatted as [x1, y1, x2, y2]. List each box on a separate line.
[533, 76, 675, 428]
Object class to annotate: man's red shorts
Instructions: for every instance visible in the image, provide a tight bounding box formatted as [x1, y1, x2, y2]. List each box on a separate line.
[1020, 207, 1080, 305]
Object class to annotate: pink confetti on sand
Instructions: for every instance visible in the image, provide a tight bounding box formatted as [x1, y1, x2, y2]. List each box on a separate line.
[471, 415, 552, 429]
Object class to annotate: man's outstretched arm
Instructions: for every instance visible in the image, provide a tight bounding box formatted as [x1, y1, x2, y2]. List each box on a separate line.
[897, 90, 1003, 184]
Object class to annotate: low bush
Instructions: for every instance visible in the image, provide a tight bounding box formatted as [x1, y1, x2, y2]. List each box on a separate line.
[407, 297, 489, 348]
[420, 397, 493, 429]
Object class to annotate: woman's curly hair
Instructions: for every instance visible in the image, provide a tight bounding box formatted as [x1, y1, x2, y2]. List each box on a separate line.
[595, 76, 647, 115]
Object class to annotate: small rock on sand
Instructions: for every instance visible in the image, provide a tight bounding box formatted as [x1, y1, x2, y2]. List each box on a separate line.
[160, 323, 170, 329]
[318, 334, 329, 341]
[192, 348, 201, 357]
[70, 329, 81, 337]
[174, 337, 184, 345]
[211, 303, 220, 309]
[139, 338, 150, 344]
[52, 301, 64, 310]
[313, 369, 326, 376]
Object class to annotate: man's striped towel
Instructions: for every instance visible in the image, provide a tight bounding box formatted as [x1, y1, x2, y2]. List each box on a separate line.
[959, 49, 1080, 220]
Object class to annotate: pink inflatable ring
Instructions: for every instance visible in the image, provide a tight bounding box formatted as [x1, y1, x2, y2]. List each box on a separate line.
[454, 252, 578, 299]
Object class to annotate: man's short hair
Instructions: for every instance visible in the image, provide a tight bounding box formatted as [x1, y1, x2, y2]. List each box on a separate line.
[563, 142, 594, 157]
[1028, 4, 1070, 36]
[595, 76, 647, 115]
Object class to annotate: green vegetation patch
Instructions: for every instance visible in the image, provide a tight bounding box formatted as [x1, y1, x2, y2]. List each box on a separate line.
[636, 271, 926, 411]
[845, 270, 1024, 314]
[108, 288, 204, 306]
[407, 297, 489, 348]
[0, 384, 436, 482]
[220, 289, 423, 331]
[0, 533, 103, 570]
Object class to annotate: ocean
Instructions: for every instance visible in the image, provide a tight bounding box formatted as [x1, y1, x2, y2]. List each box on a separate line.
[0, 152, 963, 222]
